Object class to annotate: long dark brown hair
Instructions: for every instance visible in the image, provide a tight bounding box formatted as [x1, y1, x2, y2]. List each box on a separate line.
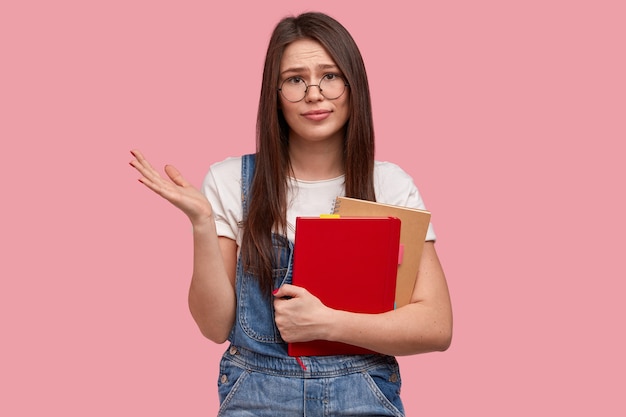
[241, 12, 377, 294]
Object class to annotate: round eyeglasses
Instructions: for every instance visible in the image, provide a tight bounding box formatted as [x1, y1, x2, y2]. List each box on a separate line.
[278, 74, 349, 103]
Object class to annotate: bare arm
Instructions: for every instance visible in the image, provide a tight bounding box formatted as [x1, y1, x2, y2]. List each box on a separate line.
[188, 233, 237, 342]
[273, 242, 452, 356]
[129, 150, 236, 343]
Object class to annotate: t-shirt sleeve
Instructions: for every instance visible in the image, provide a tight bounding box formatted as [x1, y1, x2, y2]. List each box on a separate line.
[201, 158, 243, 242]
[374, 162, 437, 242]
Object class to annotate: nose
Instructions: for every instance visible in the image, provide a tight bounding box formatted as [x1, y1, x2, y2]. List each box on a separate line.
[304, 84, 324, 101]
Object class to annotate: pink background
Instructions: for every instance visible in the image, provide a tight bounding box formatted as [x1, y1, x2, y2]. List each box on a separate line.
[2, 0, 624, 415]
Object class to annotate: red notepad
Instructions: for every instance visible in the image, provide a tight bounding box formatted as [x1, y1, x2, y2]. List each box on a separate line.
[288, 216, 401, 356]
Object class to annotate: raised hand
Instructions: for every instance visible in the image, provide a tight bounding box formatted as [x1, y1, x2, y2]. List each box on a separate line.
[129, 149, 213, 227]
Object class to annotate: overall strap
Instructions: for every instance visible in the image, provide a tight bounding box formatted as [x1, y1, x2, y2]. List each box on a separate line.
[240, 153, 256, 217]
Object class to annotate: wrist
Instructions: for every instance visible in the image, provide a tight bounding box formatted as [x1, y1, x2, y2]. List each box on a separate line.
[321, 308, 344, 342]
[191, 215, 216, 233]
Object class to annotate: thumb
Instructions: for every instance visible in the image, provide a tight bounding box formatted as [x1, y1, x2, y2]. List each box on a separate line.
[164, 164, 190, 187]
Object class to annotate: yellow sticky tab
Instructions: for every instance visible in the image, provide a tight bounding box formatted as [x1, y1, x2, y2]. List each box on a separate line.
[319, 214, 340, 219]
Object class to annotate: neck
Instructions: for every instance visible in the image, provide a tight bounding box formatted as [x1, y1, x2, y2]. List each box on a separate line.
[288, 137, 344, 181]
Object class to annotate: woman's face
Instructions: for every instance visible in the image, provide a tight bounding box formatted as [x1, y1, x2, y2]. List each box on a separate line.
[278, 39, 350, 146]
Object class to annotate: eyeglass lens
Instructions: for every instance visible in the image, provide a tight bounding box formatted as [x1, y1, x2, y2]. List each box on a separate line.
[279, 75, 347, 102]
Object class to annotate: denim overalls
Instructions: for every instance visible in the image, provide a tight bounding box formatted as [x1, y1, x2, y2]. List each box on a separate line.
[217, 154, 405, 417]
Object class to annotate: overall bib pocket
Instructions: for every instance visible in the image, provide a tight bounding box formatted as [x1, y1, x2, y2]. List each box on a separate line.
[237, 234, 293, 343]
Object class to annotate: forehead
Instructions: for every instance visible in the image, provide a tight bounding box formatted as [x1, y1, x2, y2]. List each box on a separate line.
[280, 39, 337, 72]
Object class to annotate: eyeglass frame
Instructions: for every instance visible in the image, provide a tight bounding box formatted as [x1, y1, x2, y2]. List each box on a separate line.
[277, 74, 350, 103]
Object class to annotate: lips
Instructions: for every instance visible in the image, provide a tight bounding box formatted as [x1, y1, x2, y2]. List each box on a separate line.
[302, 109, 331, 121]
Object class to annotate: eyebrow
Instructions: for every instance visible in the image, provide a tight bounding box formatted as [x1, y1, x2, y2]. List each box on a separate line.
[280, 64, 339, 77]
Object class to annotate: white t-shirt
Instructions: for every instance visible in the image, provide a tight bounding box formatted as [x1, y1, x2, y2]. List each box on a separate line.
[202, 156, 436, 245]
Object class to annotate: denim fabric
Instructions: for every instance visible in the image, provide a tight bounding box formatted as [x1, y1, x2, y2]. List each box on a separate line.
[219, 154, 405, 416]
[217, 346, 404, 417]
[228, 154, 294, 356]
[232, 233, 293, 349]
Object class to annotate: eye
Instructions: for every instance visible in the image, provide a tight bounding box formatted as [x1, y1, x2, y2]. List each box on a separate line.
[285, 76, 305, 85]
[322, 73, 342, 81]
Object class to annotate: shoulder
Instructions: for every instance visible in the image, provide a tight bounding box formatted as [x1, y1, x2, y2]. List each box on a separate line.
[201, 156, 244, 201]
[200, 156, 246, 242]
[373, 160, 437, 240]
[208, 155, 243, 179]
[374, 160, 416, 192]
[373, 160, 425, 209]
[374, 160, 414, 181]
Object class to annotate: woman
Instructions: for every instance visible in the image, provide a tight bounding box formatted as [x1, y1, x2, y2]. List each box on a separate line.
[130, 11, 452, 416]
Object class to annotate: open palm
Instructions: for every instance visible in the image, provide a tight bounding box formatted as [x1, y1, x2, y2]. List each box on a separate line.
[130, 149, 213, 226]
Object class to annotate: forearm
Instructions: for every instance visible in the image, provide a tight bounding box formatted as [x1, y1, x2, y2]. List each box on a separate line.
[187, 221, 236, 343]
[325, 242, 452, 356]
[325, 302, 453, 356]
[274, 243, 453, 355]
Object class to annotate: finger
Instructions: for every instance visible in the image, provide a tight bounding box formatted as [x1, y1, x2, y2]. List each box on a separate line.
[129, 150, 172, 189]
[130, 149, 155, 171]
[130, 149, 150, 165]
[129, 158, 172, 196]
[164, 164, 191, 188]
[130, 150, 160, 177]
[273, 284, 303, 299]
[136, 174, 170, 196]
[130, 148, 143, 159]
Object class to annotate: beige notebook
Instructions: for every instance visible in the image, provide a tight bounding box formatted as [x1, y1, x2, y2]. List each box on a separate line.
[332, 196, 431, 308]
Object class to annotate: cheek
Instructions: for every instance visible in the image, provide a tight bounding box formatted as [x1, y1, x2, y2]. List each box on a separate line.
[281, 107, 297, 126]
[337, 98, 351, 124]
[280, 103, 300, 125]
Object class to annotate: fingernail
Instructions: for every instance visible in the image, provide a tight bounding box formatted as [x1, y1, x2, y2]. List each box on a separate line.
[272, 288, 279, 295]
